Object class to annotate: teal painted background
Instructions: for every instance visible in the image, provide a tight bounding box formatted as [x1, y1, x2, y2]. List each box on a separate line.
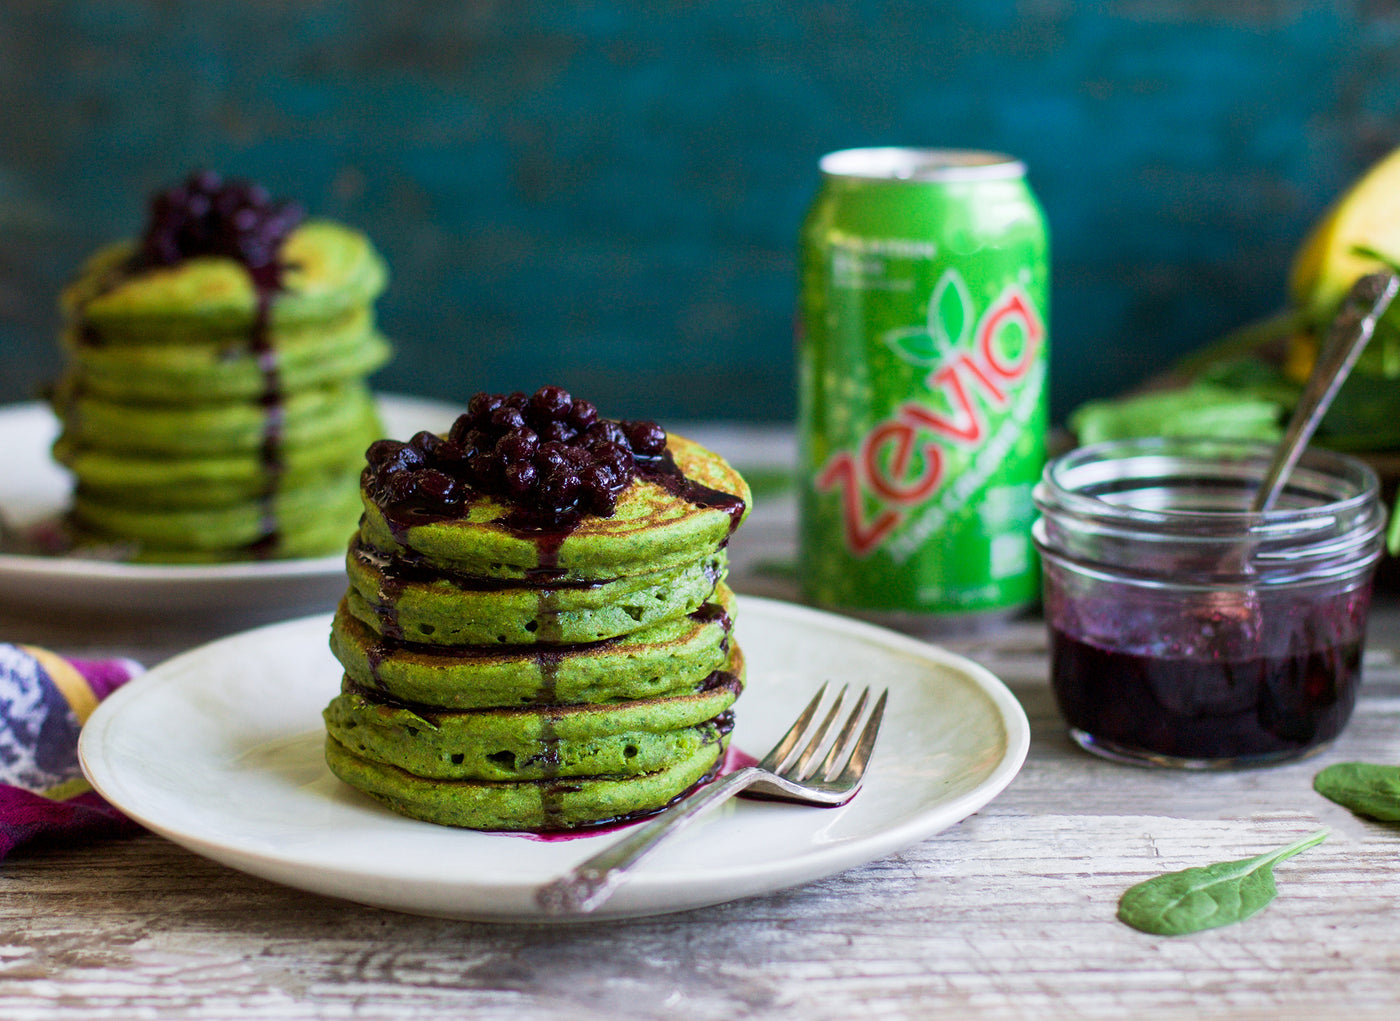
[1, 1, 1397, 422]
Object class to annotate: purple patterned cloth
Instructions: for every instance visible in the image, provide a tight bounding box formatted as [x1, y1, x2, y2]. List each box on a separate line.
[0, 644, 144, 859]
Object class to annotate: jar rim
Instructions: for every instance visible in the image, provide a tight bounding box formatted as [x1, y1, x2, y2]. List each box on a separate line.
[1035, 436, 1380, 534]
[1032, 437, 1385, 586]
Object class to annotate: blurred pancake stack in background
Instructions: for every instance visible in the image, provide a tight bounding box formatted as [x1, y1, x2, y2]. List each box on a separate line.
[50, 170, 391, 562]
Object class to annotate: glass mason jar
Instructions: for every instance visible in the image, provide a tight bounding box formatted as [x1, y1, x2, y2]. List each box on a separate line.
[1033, 437, 1385, 769]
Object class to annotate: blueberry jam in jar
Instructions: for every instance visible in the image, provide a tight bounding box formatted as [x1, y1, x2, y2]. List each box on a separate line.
[1033, 438, 1384, 768]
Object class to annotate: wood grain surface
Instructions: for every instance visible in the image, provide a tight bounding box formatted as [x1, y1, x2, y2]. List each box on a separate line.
[4, 452, 1400, 1020]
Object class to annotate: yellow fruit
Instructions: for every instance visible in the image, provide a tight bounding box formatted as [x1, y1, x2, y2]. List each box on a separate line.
[1282, 330, 1317, 384]
[1289, 146, 1400, 317]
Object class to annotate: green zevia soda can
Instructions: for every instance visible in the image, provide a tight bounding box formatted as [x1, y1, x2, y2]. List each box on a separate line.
[797, 148, 1049, 630]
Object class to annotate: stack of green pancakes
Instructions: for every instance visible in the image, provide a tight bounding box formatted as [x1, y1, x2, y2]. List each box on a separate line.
[50, 171, 390, 562]
[323, 388, 751, 831]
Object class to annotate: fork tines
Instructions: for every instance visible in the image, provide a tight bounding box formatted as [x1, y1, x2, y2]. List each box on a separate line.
[774, 683, 888, 786]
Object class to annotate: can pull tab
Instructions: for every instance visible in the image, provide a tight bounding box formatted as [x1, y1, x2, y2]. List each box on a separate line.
[1251, 270, 1400, 515]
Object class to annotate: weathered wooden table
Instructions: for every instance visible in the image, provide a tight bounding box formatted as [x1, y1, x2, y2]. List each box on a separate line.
[3, 425, 1399, 1020]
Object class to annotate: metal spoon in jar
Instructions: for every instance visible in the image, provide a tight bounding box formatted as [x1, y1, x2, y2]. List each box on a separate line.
[1251, 270, 1400, 514]
[1203, 270, 1398, 641]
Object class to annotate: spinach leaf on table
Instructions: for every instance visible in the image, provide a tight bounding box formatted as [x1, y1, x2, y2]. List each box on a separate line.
[1314, 762, 1400, 821]
[1117, 830, 1328, 936]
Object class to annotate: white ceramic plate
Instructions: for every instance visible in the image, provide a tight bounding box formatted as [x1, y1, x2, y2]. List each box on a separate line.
[0, 394, 461, 615]
[80, 596, 1030, 921]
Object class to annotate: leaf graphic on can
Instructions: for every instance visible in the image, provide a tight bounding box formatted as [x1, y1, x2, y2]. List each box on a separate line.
[932, 269, 972, 353]
[881, 270, 973, 367]
[881, 326, 942, 366]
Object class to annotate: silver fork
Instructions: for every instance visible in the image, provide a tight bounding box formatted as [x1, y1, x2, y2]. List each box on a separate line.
[535, 682, 888, 914]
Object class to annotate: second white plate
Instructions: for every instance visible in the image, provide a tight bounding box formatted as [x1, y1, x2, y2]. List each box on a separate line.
[80, 596, 1030, 921]
[0, 394, 460, 616]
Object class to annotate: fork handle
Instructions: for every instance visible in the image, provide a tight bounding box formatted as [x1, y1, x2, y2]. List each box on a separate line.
[535, 765, 763, 914]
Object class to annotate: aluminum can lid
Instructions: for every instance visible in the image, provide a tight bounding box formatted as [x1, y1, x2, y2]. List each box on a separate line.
[819, 147, 1026, 183]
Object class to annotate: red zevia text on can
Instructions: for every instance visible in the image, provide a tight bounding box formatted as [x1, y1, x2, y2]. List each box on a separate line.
[797, 148, 1049, 628]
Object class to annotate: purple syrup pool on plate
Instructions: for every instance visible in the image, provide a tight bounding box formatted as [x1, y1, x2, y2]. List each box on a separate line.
[1049, 627, 1362, 763]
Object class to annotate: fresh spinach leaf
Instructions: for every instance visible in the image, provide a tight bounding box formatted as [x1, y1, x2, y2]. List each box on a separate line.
[1117, 830, 1328, 936]
[1314, 762, 1400, 821]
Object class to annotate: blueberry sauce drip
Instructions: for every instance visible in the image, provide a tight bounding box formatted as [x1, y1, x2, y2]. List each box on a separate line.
[514, 724, 741, 839]
[637, 449, 747, 536]
[535, 589, 566, 826]
[688, 601, 733, 637]
[248, 274, 287, 487]
[527, 706, 736, 833]
[364, 637, 389, 689]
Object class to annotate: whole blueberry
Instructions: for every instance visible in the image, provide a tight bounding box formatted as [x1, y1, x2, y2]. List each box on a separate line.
[413, 468, 459, 505]
[504, 460, 539, 496]
[535, 441, 572, 475]
[624, 420, 668, 456]
[585, 421, 629, 448]
[366, 439, 409, 468]
[537, 419, 576, 443]
[490, 406, 527, 432]
[408, 430, 444, 457]
[529, 385, 574, 423]
[467, 393, 505, 427]
[568, 399, 599, 430]
[496, 427, 540, 465]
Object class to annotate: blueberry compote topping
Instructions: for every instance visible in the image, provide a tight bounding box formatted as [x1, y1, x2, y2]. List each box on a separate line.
[135, 169, 305, 282]
[366, 386, 741, 535]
